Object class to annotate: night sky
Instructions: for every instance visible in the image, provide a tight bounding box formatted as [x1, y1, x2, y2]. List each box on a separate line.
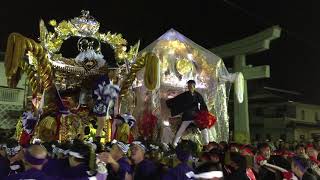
[0, 0, 319, 103]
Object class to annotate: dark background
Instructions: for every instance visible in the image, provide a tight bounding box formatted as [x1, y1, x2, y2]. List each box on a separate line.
[0, 0, 319, 103]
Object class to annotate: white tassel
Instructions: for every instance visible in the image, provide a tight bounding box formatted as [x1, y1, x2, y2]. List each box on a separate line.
[75, 49, 106, 68]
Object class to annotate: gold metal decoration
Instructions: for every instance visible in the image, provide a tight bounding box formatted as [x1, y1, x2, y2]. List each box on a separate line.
[4, 10, 141, 145]
[5, 33, 52, 93]
[119, 52, 159, 96]
[4, 10, 139, 94]
[42, 10, 139, 64]
[14, 118, 23, 141]
[104, 119, 112, 143]
[119, 54, 146, 97]
[35, 116, 57, 142]
[175, 58, 193, 76]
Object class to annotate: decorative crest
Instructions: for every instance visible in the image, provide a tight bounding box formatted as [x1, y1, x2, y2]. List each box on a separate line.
[70, 10, 100, 37]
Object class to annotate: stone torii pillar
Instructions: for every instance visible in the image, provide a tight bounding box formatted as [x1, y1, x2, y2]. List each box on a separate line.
[210, 26, 281, 144]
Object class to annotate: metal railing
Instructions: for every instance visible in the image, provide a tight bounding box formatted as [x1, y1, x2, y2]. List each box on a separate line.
[0, 86, 25, 105]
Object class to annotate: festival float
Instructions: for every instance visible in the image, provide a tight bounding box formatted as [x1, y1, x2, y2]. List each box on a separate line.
[4, 10, 243, 146]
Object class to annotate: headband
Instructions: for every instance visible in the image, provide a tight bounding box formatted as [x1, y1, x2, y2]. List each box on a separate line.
[24, 150, 46, 165]
[111, 139, 129, 154]
[131, 141, 147, 151]
[116, 113, 136, 128]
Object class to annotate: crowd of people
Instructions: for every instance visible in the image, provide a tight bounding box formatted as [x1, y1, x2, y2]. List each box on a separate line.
[1, 135, 320, 180]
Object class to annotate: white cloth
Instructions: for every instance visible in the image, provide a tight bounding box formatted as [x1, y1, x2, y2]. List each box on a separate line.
[161, 125, 175, 144]
[174, 121, 211, 146]
[173, 121, 193, 146]
[75, 49, 106, 68]
[201, 128, 209, 145]
[220, 72, 244, 103]
[186, 171, 223, 179]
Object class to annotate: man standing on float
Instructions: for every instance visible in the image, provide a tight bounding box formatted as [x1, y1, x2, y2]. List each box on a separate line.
[166, 80, 209, 147]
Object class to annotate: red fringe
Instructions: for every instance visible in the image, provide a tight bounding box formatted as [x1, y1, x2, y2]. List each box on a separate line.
[19, 130, 31, 147]
[138, 110, 158, 139]
[194, 111, 217, 129]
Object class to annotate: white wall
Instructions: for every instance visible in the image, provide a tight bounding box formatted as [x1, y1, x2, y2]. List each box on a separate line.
[296, 103, 320, 122]
[0, 62, 27, 89]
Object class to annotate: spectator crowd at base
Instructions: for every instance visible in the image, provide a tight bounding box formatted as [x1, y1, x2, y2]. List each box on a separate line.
[1, 136, 320, 180]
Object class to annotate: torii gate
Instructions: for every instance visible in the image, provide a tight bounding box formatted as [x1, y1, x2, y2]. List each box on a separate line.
[211, 26, 281, 144]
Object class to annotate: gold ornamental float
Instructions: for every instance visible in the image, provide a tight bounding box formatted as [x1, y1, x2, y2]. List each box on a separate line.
[6, 11, 235, 145]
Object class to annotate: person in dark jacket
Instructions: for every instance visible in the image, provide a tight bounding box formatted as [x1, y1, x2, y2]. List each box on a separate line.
[226, 153, 250, 180]
[61, 140, 94, 180]
[166, 80, 208, 147]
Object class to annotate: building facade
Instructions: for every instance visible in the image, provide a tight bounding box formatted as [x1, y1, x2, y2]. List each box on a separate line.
[0, 52, 27, 130]
[249, 88, 320, 142]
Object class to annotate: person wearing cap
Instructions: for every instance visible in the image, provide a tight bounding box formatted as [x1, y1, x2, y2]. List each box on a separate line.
[226, 152, 250, 180]
[166, 80, 209, 147]
[229, 143, 239, 153]
[255, 143, 279, 180]
[208, 149, 223, 171]
[130, 141, 157, 180]
[254, 143, 271, 171]
[42, 142, 70, 177]
[60, 140, 94, 179]
[295, 144, 307, 157]
[113, 114, 136, 144]
[99, 140, 132, 180]
[5, 144, 53, 180]
[4, 139, 24, 176]
[162, 140, 195, 180]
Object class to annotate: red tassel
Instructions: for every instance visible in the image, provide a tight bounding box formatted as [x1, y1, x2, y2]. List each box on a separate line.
[19, 130, 31, 147]
[129, 133, 134, 144]
[194, 111, 217, 129]
[138, 111, 157, 139]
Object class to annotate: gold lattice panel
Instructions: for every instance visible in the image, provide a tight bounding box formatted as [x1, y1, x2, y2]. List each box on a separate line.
[0, 104, 23, 129]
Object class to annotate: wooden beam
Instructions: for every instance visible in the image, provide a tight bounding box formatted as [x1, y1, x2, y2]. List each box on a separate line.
[242, 65, 270, 80]
[211, 26, 281, 58]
